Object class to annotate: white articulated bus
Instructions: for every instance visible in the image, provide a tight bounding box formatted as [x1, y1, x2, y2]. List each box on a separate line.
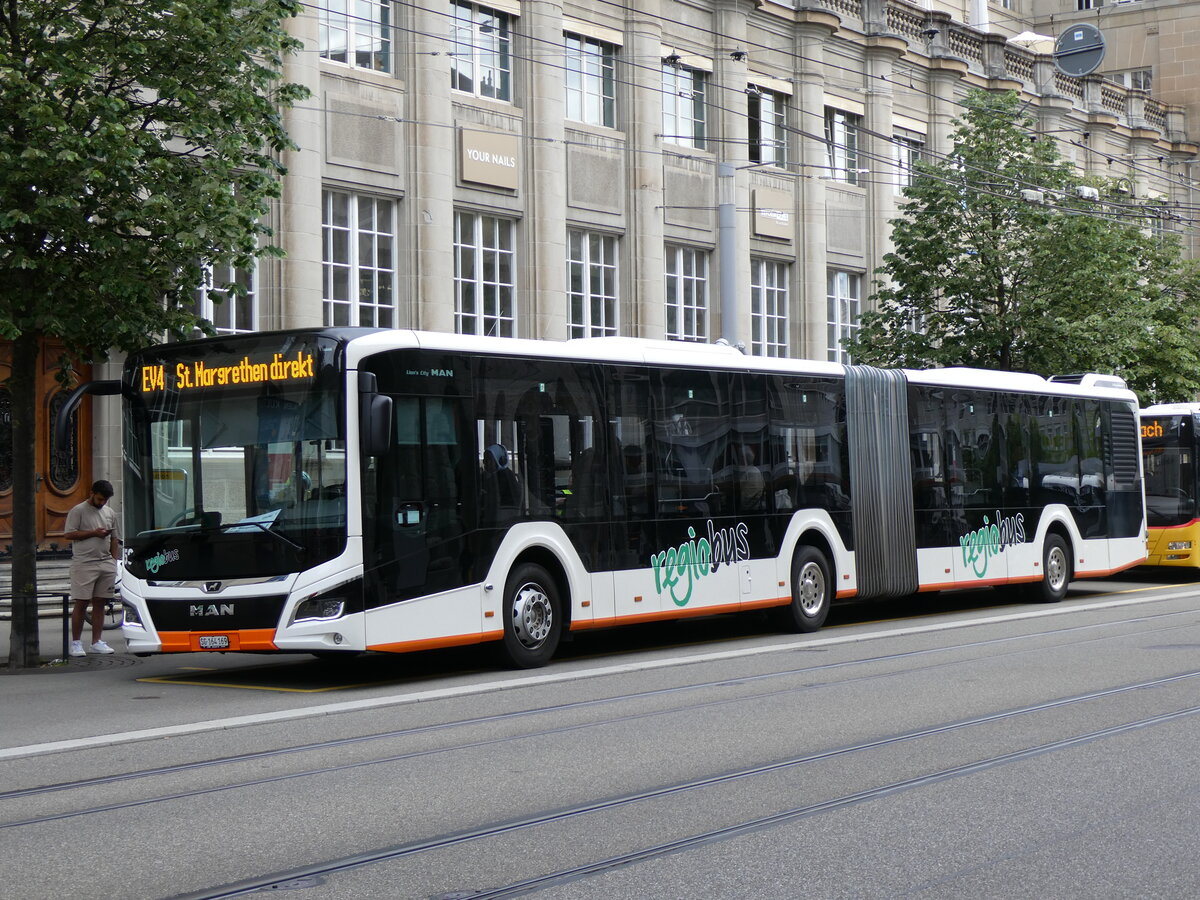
[86, 329, 1145, 667]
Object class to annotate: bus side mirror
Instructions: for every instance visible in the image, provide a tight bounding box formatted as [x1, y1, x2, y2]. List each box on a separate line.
[358, 372, 393, 457]
[54, 380, 125, 447]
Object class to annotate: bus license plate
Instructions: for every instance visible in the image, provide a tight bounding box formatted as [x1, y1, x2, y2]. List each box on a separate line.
[198, 635, 230, 650]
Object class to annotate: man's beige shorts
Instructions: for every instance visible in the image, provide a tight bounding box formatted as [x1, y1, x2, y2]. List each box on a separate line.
[71, 559, 116, 601]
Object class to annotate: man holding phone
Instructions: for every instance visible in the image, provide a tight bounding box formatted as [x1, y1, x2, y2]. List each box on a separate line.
[65, 479, 122, 657]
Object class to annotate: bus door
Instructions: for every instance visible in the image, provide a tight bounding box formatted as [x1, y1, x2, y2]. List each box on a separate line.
[648, 368, 744, 612]
[371, 393, 470, 599]
[948, 390, 1009, 586]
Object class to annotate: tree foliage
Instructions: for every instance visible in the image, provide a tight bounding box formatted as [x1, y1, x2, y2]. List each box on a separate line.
[844, 88, 1200, 405]
[1, 0, 307, 666]
[1, 0, 308, 357]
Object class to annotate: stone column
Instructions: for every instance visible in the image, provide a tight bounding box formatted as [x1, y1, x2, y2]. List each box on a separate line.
[927, 57, 969, 160]
[713, 0, 751, 348]
[408, 2, 456, 333]
[275, 4, 325, 328]
[793, 10, 841, 361]
[1130, 127, 1163, 200]
[524, 1, 568, 340]
[1035, 95, 1074, 165]
[625, 2, 665, 339]
[863, 35, 908, 313]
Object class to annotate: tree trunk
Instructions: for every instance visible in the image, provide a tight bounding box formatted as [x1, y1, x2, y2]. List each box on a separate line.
[7, 333, 41, 669]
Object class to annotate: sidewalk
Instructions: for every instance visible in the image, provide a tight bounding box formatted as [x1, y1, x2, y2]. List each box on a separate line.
[0, 557, 128, 668]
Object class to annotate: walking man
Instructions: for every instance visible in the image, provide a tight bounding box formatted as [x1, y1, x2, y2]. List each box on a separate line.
[65, 480, 122, 657]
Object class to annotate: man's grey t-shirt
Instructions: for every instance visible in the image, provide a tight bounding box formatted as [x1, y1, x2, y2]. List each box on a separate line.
[65, 500, 121, 563]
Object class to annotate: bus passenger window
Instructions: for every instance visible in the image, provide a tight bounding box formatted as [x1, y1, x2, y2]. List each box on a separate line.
[481, 443, 521, 523]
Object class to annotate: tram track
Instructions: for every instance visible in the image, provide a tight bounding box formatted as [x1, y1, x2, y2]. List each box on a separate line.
[4, 607, 1195, 811]
[167, 699, 1200, 900]
[2, 606, 1197, 824]
[3, 660, 1198, 832]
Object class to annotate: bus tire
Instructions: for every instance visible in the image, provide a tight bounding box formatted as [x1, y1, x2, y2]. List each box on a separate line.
[1039, 533, 1072, 603]
[500, 563, 562, 668]
[781, 545, 831, 633]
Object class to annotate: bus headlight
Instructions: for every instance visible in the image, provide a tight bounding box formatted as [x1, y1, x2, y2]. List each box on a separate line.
[290, 596, 346, 624]
[1167, 541, 1193, 551]
[122, 603, 143, 628]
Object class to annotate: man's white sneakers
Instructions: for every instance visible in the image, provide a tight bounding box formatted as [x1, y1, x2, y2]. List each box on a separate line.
[71, 640, 115, 656]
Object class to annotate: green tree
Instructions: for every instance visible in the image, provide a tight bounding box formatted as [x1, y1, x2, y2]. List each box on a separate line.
[1, 1, 308, 668]
[845, 88, 1200, 402]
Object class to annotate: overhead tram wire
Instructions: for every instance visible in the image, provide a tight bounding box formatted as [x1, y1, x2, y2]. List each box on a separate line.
[300, 0, 1200, 200]
[293, 1, 1200, 229]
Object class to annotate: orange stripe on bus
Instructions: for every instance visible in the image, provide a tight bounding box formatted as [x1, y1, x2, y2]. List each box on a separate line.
[158, 630, 278, 652]
[570, 597, 791, 631]
[368, 631, 503, 654]
[918, 556, 1144, 593]
[1077, 557, 1145, 578]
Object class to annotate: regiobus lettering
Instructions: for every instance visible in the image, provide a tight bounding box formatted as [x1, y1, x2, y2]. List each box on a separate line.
[959, 512, 1025, 579]
[651, 521, 751, 607]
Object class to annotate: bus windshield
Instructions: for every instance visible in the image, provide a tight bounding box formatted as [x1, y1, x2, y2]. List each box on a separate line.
[122, 334, 347, 581]
[1142, 415, 1197, 528]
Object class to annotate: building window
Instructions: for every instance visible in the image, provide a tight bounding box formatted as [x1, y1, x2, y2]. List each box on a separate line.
[665, 245, 709, 342]
[751, 258, 788, 358]
[662, 63, 707, 149]
[322, 191, 395, 328]
[568, 230, 618, 338]
[195, 263, 256, 335]
[825, 107, 862, 185]
[748, 88, 786, 166]
[455, 211, 516, 337]
[565, 34, 617, 128]
[319, 0, 391, 73]
[451, 1, 512, 101]
[827, 270, 861, 363]
[893, 129, 925, 193]
[1107, 68, 1152, 92]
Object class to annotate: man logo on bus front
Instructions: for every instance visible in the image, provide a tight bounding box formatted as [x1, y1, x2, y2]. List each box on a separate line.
[203, 581, 222, 593]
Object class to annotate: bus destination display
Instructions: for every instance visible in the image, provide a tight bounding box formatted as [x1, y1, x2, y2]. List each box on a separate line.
[139, 351, 316, 393]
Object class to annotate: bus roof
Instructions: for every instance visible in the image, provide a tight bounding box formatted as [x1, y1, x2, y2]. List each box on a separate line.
[1142, 403, 1200, 416]
[177, 328, 1135, 403]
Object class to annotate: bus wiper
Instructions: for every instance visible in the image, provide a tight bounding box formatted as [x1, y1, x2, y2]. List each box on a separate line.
[213, 519, 306, 552]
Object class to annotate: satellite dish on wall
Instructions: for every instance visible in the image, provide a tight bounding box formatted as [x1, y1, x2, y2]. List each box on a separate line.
[1054, 23, 1106, 77]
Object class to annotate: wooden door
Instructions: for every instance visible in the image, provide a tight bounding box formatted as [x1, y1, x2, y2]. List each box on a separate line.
[0, 339, 93, 551]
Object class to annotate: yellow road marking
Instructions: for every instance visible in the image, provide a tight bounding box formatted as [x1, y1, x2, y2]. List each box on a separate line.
[135, 674, 393, 693]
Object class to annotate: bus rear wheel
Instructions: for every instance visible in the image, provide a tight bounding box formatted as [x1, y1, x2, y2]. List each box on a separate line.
[1039, 534, 1072, 603]
[780, 545, 831, 633]
[500, 563, 562, 668]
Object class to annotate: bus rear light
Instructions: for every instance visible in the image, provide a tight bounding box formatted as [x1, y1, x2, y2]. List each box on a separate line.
[1167, 541, 1193, 551]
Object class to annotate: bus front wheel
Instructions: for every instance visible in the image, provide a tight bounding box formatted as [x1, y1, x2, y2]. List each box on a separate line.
[781, 545, 831, 633]
[500, 563, 563, 668]
[1039, 534, 1072, 603]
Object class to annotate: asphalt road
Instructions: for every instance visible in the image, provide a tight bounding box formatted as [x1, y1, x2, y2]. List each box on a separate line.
[3, 569, 1200, 899]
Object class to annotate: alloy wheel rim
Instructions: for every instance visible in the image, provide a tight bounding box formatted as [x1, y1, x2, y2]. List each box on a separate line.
[512, 582, 552, 648]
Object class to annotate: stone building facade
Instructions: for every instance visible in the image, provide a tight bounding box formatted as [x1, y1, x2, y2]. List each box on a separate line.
[14, 0, 1200, 548]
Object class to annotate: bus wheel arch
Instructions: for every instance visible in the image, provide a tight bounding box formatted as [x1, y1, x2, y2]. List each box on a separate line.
[1039, 527, 1073, 603]
[498, 550, 568, 668]
[777, 533, 834, 633]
